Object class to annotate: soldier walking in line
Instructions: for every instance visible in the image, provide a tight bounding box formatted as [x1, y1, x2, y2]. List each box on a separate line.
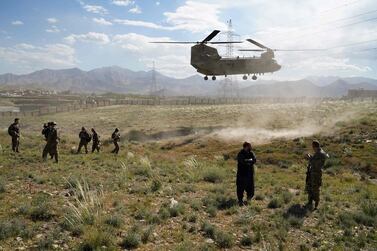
[43, 122, 59, 163]
[305, 140, 329, 210]
[111, 128, 120, 154]
[77, 127, 91, 154]
[91, 128, 100, 153]
[8, 118, 20, 153]
[236, 142, 257, 206]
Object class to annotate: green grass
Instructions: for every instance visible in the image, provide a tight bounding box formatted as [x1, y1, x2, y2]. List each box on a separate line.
[0, 101, 376, 250]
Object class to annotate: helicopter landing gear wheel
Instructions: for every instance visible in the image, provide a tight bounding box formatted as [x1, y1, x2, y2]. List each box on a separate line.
[252, 75, 257, 81]
[204, 76, 208, 81]
[243, 75, 248, 80]
[212, 76, 216, 81]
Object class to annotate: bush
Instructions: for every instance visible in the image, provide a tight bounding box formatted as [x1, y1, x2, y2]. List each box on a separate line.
[0, 180, 5, 193]
[202, 167, 225, 183]
[141, 227, 153, 244]
[215, 231, 234, 248]
[206, 206, 217, 218]
[255, 194, 265, 201]
[168, 204, 185, 218]
[188, 214, 197, 223]
[0, 218, 30, 240]
[268, 198, 282, 209]
[201, 221, 216, 239]
[104, 215, 123, 228]
[150, 179, 162, 192]
[120, 231, 141, 249]
[287, 216, 303, 228]
[281, 191, 293, 204]
[240, 235, 253, 246]
[29, 205, 53, 221]
[79, 228, 113, 251]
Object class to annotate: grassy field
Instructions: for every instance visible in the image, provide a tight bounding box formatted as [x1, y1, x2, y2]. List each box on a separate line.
[0, 100, 376, 250]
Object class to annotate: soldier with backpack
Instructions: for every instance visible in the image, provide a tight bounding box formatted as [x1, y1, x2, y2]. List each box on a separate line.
[8, 118, 20, 153]
[77, 127, 91, 154]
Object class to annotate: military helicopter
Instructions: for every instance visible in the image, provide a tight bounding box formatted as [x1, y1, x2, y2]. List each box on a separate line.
[151, 30, 282, 81]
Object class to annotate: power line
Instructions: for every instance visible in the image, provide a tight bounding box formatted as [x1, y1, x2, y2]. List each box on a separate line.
[321, 0, 362, 14]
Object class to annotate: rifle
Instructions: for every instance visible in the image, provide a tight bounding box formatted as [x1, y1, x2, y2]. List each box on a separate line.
[305, 163, 311, 193]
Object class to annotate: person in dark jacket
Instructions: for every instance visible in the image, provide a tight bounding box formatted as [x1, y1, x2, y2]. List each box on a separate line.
[43, 122, 59, 163]
[111, 128, 120, 154]
[77, 127, 91, 154]
[8, 118, 20, 153]
[236, 142, 257, 206]
[91, 128, 100, 153]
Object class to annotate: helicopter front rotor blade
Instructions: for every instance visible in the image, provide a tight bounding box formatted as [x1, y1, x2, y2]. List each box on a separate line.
[202, 30, 221, 43]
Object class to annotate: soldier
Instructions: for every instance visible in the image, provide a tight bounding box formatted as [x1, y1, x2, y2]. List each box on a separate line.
[43, 122, 59, 163]
[236, 142, 257, 206]
[111, 128, 120, 154]
[8, 118, 20, 153]
[305, 140, 328, 210]
[77, 127, 91, 154]
[91, 128, 100, 153]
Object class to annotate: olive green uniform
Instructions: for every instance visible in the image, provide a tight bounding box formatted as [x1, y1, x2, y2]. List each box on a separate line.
[111, 130, 120, 154]
[8, 122, 20, 153]
[306, 148, 328, 208]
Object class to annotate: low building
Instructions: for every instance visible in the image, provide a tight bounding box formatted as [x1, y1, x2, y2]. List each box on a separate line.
[347, 89, 377, 99]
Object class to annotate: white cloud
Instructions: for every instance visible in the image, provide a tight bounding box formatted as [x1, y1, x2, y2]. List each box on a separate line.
[46, 25, 60, 33]
[113, 19, 172, 30]
[113, 1, 226, 33]
[11, 20, 24, 26]
[129, 5, 142, 14]
[0, 43, 77, 71]
[112, 33, 195, 78]
[112, 0, 134, 6]
[83, 5, 108, 15]
[93, 17, 113, 26]
[156, 2, 160, 6]
[65, 32, 110, 45]
[163, 1, 226, 33]
[47, 18, 58, 24]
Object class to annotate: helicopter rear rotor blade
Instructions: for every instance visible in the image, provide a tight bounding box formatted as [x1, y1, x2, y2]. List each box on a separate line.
[247, 39, 269, 49]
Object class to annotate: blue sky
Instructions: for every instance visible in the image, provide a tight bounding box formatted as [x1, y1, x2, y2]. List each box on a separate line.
[0, 0, 377, 79]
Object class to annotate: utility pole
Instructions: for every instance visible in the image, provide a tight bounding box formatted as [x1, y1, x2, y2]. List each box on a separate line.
[150, 61, 157, 96]
[220, 19, 240, 98]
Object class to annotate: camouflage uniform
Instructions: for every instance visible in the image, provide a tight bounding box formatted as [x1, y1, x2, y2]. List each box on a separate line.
[8, 120, 20, 153]
[91, 129, 100, 153]
[111, 129, 120, 154]
[306, 148, 328, 208]
[43, 124, 59, 163]
[77, 128, 91, 154]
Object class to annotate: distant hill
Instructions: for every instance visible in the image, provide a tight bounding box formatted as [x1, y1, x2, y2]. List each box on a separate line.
[1, 67, 376, 97]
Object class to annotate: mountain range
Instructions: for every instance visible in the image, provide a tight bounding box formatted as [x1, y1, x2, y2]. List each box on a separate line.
[1, 66, 377, 97]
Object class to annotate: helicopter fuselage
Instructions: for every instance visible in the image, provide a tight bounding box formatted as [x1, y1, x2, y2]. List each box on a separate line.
[190, 44, 281, 78]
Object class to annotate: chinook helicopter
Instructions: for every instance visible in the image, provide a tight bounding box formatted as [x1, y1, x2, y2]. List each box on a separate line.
[152, 30, 282, 81]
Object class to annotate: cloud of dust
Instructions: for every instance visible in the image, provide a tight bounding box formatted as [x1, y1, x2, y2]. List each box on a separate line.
[211, 104, 360, 145]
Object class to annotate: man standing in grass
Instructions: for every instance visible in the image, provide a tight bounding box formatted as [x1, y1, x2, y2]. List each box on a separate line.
[305, 140, 328, 210]
[91, 128, 100, 153]
[77, 127, 91, 154]
[8, 118, 20, 153]
[236, 142, 257, 206]
[111, 128, 120, 154]
[43, 122, 59, 163]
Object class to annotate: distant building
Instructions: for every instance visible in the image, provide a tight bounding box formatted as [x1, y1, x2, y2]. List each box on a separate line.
[347, 89, 377, 99]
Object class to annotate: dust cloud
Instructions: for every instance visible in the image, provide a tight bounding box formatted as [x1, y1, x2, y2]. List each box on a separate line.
[210, 105, 360, 145]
